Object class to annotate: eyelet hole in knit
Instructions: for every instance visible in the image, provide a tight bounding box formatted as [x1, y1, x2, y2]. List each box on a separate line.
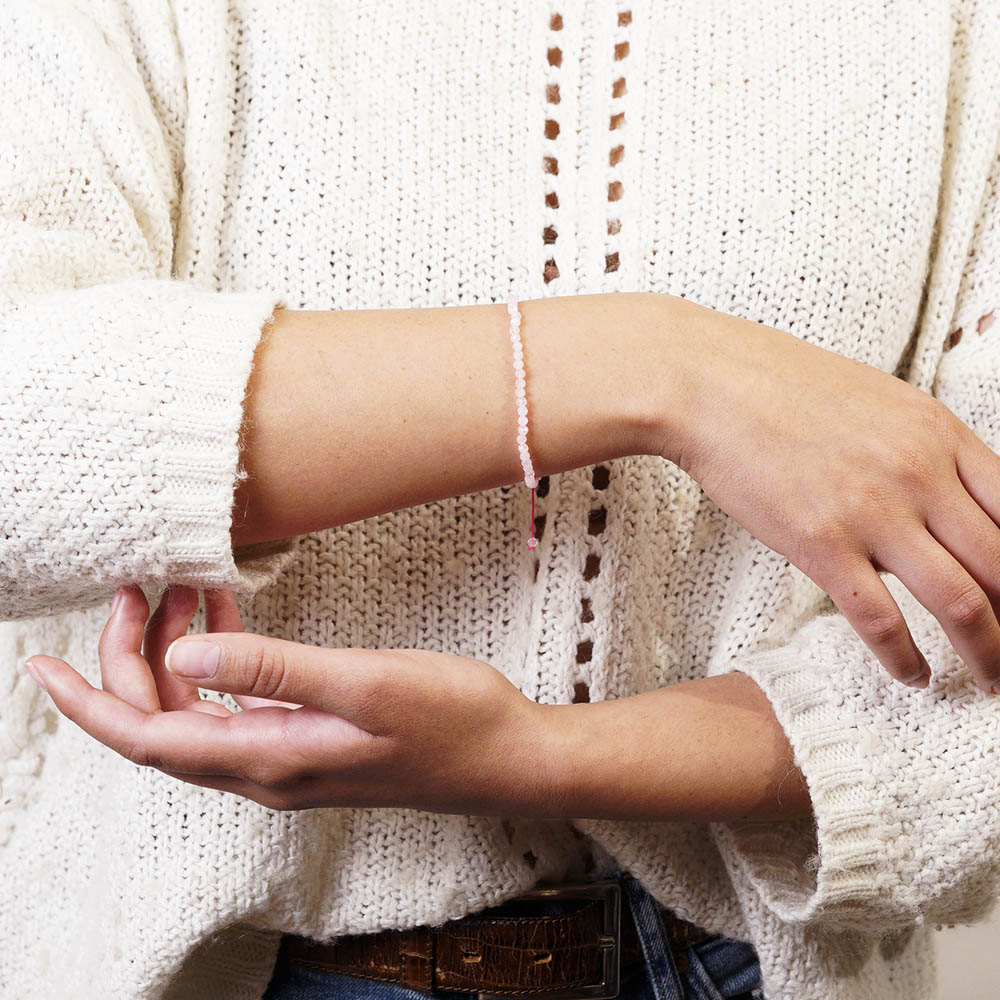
[587, 507, 607, 534]
[534, 512, 547, 542]
[573, 681, 591, 703]
[944, 309, 997, 351]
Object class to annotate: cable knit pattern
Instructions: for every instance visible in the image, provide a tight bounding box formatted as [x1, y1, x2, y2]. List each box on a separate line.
[1, 1, 998, 998]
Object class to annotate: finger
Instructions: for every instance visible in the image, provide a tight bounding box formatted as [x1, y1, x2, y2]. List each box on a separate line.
[956, 423, 1000, 532]
[924, 482, 1000, 633]
[155, 769, 331, 811]
[233, 695, 304, 711]
[164, 633, 393, 721]
[232, 692, 305, 711]
[873, 531, 1000, 694]
[142, 586, 203, 711]
[153, 769, 287, 809]
[186, 700, 236, 718]
[203, 590, 301, 710]
[204, 588, 245, 633]
[825, 560, 931, 687]
[98, 585, 160, 712]
[23, 654, 285, 778]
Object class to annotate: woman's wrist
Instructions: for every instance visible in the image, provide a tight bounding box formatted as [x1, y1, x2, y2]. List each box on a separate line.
[230, 291, 698, 548]
[523, 672, 813, 823]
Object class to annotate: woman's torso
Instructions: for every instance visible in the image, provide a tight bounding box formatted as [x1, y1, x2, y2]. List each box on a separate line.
[1, 1, 956, 996]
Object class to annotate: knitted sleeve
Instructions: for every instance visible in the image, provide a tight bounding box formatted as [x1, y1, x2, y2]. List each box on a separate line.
[710, 150, 1000, 932]
[0, 4, 297, 622]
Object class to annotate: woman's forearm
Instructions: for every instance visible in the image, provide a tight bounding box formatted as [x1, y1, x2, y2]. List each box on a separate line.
[540, 671, 813, 822]
[230, 291, 701, 547]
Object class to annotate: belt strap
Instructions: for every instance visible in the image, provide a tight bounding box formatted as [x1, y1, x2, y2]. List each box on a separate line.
[279, 890, 714, 995]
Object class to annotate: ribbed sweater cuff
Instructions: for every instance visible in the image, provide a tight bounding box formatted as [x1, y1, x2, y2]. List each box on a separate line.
[1, 278, 298, 620]
[147, 282, 297, 597]
[711, 629, 919, 932]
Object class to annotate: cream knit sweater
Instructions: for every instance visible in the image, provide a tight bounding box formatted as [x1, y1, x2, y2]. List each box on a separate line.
[2, 1, 999, 998]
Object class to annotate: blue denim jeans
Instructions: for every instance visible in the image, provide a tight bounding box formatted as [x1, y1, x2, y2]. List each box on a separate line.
[262, 872, 764, 999]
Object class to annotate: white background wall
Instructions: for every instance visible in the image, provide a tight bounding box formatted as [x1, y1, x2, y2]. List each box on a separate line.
[934, 910, 1000, 998]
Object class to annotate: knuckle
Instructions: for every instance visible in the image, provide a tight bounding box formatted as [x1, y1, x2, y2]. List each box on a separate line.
[237, 644, 288, 700]
[890, 444, 935, 488]
[349, 672, 386, 718]
[943, 584, 991, 631]
[121, 737, 150, 769]
[917, 394, 960, 441]
[860, 609, 906, 647]
[248, 757, 298, 790]
[895, 405, 958, 479]
[812, 554, 862, 600]
[796, 508, 850, 563]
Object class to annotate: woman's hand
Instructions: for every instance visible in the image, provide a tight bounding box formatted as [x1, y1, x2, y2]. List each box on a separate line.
[667, 303, 1000, 693]
[21, 585, 552, 814]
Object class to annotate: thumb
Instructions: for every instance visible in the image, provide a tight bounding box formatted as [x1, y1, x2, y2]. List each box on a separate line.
[164, 632, 385, 716]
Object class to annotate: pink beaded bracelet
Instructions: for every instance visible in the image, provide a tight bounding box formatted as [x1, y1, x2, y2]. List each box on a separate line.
[505, 298, 538, 550]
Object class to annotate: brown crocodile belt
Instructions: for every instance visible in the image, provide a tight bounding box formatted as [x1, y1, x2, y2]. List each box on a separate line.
[277, 879, 715, 997]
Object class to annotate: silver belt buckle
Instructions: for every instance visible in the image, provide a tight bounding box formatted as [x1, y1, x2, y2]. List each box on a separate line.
[477, 879, 621, 1000]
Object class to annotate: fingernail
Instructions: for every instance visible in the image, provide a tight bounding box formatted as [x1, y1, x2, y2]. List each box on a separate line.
[24, 658, 48, 692]
[165, 639, 220, 678]
[111, 587, 126, 615]
[901, 651, 932, 687]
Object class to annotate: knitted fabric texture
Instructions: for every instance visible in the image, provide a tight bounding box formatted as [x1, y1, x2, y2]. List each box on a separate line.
[2, 1, 999, 998]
